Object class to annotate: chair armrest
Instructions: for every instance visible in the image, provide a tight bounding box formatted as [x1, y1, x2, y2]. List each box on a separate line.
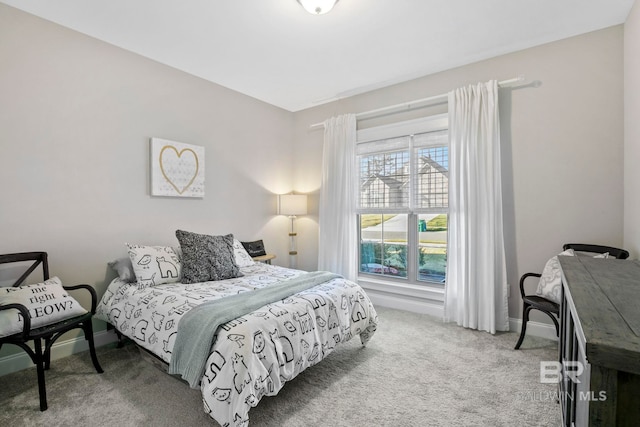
[519, 272, 542, 298]
[0, 303, 31, 340]
[63, 284, 98, 314]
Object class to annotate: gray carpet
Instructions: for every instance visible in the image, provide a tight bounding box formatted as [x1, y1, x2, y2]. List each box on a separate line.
[0, 307, 561, 426]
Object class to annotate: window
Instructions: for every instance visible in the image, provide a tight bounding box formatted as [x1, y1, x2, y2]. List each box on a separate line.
[357, 115, 448, 285]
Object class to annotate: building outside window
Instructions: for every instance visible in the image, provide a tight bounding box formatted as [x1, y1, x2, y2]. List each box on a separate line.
[357, 115, 448, 286]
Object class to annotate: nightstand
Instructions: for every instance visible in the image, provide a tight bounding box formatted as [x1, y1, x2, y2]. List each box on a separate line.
[252, 254, 276, 264]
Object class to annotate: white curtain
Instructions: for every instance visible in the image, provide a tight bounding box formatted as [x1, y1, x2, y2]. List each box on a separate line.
[444, 80, 509, 334]
[318, 114, 357, 281]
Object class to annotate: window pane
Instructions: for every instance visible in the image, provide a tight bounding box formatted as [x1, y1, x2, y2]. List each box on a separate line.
[359, 150, 410, 209]
[355, 124, 448, 288]
[417, 213, 447, 283]
[415, 145, 448, 209]
[360, 214, 407, 278]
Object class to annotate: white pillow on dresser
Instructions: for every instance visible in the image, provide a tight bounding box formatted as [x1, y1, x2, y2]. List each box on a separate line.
[535, 248, 609, 304]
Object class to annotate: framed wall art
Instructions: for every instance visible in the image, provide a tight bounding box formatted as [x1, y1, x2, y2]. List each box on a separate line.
[150, 137, 205, 198]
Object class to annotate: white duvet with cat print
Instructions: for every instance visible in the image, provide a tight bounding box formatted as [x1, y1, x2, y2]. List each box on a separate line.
[96, 263, 378, 426]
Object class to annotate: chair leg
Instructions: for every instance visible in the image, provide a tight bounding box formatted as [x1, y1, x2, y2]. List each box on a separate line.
[514, 304, 531, 350]
[44, 336, 53, 370]
[83, 321, 104, 374]
[33, 338, 48, 411]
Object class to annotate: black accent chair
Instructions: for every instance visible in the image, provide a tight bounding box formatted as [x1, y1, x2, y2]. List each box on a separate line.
[0, 252, 103, 410]
[514, 243, 629, 350]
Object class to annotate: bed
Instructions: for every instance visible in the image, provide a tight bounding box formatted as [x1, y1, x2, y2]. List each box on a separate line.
[95, 234, 378, 427]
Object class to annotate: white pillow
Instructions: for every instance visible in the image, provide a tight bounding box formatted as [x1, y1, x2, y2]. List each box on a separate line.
[535, 249, 574, 304]
[590, 252, 609, 259]
[535, 249, 609, 303]
[126, 244, 182, 289]
[0, 277, 88, 338]
[233, 238, 255, 267]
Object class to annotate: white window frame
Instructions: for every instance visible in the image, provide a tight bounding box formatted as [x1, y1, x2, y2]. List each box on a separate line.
[356, 114, 448, 301]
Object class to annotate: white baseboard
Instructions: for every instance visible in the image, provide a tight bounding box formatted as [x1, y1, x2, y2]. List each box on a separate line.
[362, 284, 559, 341]
[362, 286, 444, 319]
[0, 329, 118, 377]
[509, 317, 559, 341]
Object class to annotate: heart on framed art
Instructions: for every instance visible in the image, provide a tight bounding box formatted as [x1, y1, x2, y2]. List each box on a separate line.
[150, 137, 205, 198]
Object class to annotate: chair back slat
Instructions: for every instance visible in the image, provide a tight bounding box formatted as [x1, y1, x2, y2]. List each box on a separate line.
[0, 252, 49, 287]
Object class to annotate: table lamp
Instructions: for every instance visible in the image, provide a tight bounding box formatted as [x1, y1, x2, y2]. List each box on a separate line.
[278, 194, 308, 268]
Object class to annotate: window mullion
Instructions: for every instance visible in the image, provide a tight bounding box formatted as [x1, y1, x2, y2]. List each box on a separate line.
[379, 215, 386, 273]
[409, 134, 415, 211]
[407, 134, 416, 281]
[407, 213, 417, 282]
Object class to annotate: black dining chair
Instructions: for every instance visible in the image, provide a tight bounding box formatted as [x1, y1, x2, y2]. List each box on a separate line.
[0, 252, 103, 410]
[514, 243, 629, 350]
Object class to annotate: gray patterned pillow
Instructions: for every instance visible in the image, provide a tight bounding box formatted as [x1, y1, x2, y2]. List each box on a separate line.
[175, 230, 243, 283]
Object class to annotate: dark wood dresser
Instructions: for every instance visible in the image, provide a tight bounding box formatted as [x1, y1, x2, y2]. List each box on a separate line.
[558, 256, 640, 426]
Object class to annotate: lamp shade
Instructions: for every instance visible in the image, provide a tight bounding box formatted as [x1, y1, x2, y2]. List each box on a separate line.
[278, 194, 308, 216]
[297, 0, 338, 15]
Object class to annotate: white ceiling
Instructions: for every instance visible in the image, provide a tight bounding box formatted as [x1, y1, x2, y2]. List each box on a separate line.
[1, 0, 635, 112]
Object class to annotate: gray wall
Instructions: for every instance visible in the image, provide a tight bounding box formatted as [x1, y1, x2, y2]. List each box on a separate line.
[0, 4, 295, 358]
[625, 1, 640, 258]
[292, 26, 625, 321]
[0, 1, 630, 354]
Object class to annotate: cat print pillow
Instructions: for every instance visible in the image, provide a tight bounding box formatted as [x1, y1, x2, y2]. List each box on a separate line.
[126, 244, 182, 289]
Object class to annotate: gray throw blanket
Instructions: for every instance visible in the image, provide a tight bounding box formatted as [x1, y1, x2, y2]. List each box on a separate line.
[168, 271, 341, 388]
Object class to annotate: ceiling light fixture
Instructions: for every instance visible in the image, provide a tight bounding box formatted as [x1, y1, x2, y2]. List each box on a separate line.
[297, 0, 339, 15]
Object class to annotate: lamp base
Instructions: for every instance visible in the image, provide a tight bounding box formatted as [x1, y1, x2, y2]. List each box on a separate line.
[288, 216, 298, 269]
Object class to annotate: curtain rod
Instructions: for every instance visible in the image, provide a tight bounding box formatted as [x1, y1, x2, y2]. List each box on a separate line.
[309, 75, 525, 130]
